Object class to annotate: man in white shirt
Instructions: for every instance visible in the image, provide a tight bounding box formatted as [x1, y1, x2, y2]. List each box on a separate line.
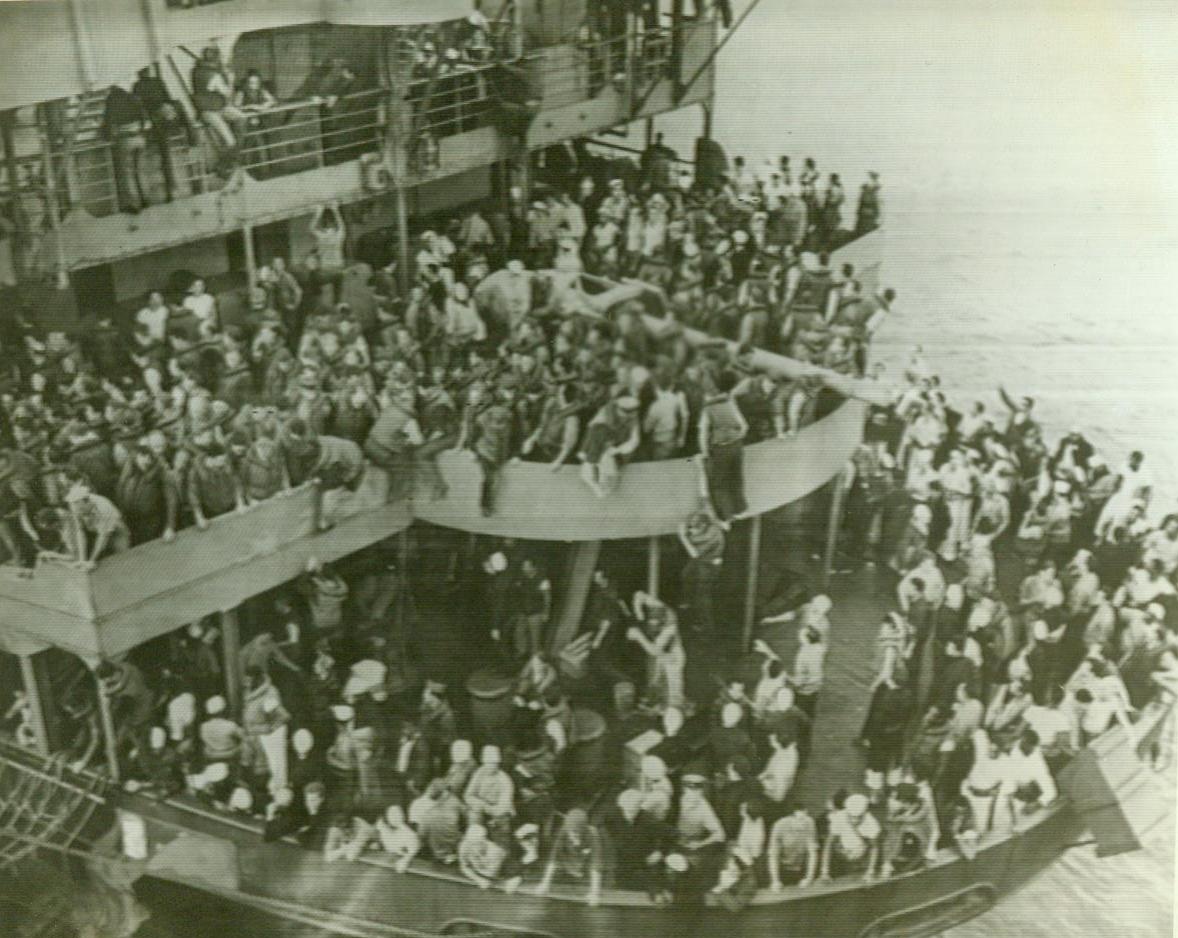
[182, 278, 217, 330]
[136, 291, 170, 343]
[820, 793, 880, 882]
[642, 370, 689, 460]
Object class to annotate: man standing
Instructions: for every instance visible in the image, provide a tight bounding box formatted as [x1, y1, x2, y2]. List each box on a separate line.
[699, 373, 749, 523]
[115, 444, 178, 545]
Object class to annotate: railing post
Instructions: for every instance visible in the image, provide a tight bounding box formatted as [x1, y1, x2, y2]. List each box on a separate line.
[394, 180, 411, 296]
[93, 668, 121, 782]
[647, 535, 661, 598]
[822, 468, 850, 587]
[742, 514, 762, 652]
[18, 654, 51, 757]
[242, 219, 257, 294]
[220, 608, 242, 717]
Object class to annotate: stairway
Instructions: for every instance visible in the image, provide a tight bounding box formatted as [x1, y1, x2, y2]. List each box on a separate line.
[59, 90, 116, 216]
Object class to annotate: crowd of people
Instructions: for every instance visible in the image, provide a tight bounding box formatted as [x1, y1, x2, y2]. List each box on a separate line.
[2, 135, 1173, 913]
[0, 145, 887, 569]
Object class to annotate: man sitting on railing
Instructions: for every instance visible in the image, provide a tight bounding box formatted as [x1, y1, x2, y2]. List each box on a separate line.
[190, 46, 247, 156]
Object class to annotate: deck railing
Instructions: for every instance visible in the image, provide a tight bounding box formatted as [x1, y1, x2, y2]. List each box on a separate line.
[236, 87, 386, 178]
[406, 62, 506, 142]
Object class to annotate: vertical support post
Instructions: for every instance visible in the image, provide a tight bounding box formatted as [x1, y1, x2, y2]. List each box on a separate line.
[242, 220, 257, 294]
[742, 514, 762, 652]
[0, 113, 28, 262]
[396, 528, 411, 661]
[93, 670, 121, 782]
[394, 181, 411, 296]
[670, 0, 686, 100]
[37, 112, 69, 289]
[19, 655, 50, 757]
[647, 535, 660, 598]
[220, 608, 242, 717]
[823, 469, 849, 587]
[644, 117, 655, 148]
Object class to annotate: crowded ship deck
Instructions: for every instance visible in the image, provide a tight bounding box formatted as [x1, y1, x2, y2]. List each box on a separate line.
[0, 2, 1175, 938]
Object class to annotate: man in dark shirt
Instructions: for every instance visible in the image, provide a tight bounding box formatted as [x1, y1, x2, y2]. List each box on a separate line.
[103, 83, 148, 213]
[602, 789, 674, 891]
[133, 66, 191, 203]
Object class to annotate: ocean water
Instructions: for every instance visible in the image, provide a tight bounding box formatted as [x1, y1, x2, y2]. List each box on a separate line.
[128, 1, 1176, 935]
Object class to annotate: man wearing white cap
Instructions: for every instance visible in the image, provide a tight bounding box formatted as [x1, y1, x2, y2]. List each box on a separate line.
[242, 668, 291, 792]
[376, 804, 421, 873]
[579, 396, 641, 498]
[821, 792, 880, 882]
[199, 696, 242, 762]
[598, 179, 630, 227]
[65, 479, 131, 567]
[937, 448, 975, 562]
[1142, 514, 1178, 577]
[638, 754, 673, 821]
[464, 744, 514, 832]
[676, 773, 725, 855]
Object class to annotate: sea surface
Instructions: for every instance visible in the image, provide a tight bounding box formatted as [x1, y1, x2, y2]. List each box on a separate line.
[132, 0, 1177, 935]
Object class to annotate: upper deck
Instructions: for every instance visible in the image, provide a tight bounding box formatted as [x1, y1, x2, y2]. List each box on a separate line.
[0, 230, 885, 663]
[0, 0, 720, 279]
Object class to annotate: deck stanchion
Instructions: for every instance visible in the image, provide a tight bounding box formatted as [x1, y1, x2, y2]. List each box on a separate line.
[647, 535, 660, 598]
[823, 468, 849, 587]
[93, 669, 121, 782]
[242, 220, 257, 294]
[742, 514, 762, 652]
[18, 655, 50, 757]
[221, 608, 242, 717]
[394, 181, 411, 296]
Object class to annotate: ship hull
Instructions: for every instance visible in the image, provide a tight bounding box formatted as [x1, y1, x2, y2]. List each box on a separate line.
[128, 790, 1083, 938]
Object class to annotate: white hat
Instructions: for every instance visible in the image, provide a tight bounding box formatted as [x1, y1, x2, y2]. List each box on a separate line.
[641, 754, 667, 779]
[149, 726, 167, 748]
[205, 696, 226, 716]
[203, 761, 229, 783]
[1031, 619, 1050, 642]
[331, 704, 355, 722]
[515, 822, 540, 839]
[481, 744, 501, 765]
[485, 551, 508, 573]
[682, 241, 700, 258]
[385, 804, 406, 827]
[293, 728, 314, 754]
[666, 853, 689, 872]
[64, 482, 90, 503]
[845, 793, 870, 816]
[344, 659, 387, 699]
[773, 686, 795, 711]
[229, 786, 253, 812]
[1053, 480, 1070, 495]
[721, 702, 743, 729]
[617, 789, 642, 814]
[451, 739, 473, 763]
[732, 230, 749, 245]
[714, 238, 731, 255]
